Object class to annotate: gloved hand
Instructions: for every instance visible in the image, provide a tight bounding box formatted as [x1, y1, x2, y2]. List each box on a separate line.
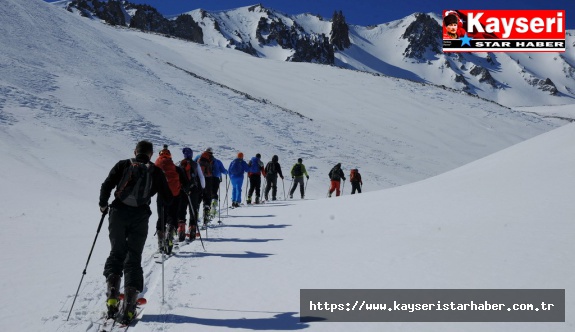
[99, 205, 109, 214]
[306, 176, 309, 179]
[292, 176, 294, 179]
[343, 177, 346, 181]
[281, 176, 284, 180]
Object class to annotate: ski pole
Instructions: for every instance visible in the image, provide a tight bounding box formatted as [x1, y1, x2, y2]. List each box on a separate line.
[262, 177, 267, 202]
[187, 194, 205, 251]
[244, 174, 248, 204]
[66, 210, 108, 321]
[341, 180, 345, 196]
[217, 183, 222, 223]
[224, 175, 229, 214]
[304, 177, 309, 196]
[282, 178, 286, 200]
[225, 176, 230, 216]
[160, 204, 165, 304]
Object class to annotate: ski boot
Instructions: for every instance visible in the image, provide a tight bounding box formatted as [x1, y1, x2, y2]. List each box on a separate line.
[177, 221, 186, 242]
[119, 286, 139, 325]
[210, 200, 218, 216]
[202, 207, 210, 227]
[157, 230, 165, 253]
[255, 196, 260, 204]
[188, 224, 196, 242]
[105, 274, 121, 319]
[166, 225, 175, 254]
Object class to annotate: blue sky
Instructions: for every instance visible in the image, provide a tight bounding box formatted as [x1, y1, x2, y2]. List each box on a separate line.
[122, 0, 573, 28]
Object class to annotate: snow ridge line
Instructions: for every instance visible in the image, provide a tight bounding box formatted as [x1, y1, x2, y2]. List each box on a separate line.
[165, 61, 313, 121]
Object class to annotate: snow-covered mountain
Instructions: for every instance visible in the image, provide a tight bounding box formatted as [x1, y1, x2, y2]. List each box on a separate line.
[53, 0, 575, 107]
[2, 0, 574, 331]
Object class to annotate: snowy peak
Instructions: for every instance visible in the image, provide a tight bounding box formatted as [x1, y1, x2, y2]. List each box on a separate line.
[52, 1, 575, 106]
[400, 13, 442, 61]
[189, 4, 336, 63]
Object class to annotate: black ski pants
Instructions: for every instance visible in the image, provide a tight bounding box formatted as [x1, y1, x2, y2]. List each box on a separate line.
[103, 205, 150, 292]
[203, 177, 218, 210]
[290, 177, 305, 197]
[264, 174, 278, 199]
[248, 174, 262, 199]
[156, 193, 181, 231]
[351, 182, 362, 194]
[178, 188, 201, 226]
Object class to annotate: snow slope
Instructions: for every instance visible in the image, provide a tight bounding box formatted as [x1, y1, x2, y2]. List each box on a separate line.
[0, 0, 572, 331]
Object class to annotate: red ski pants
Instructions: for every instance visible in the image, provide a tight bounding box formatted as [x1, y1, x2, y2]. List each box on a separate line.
[329, 180, 341, 196]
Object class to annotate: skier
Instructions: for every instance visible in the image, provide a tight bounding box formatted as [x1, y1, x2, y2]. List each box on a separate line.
[247, 153, 266, 204]
[177, 147, 205, 241]
[349, 168, 363, 194]
[196, 147, 216, 225]
[228, 152, 249, 207]
[328, 163, 346, 197]
[289, 158, 309, 199]
[264, 155, 284, 201]
[210, 155, 228, 216]
[99, 140, 172, 324]
[154, 145, 186, 253]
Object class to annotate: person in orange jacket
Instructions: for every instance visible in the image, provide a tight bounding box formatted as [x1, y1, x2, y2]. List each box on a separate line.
[154, 145, 186, 253]
[350, 168, 363, 194]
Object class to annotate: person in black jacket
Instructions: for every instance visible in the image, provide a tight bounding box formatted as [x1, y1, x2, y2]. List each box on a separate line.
[328, 163, 346, 197]
[99, 140, 172, 324]
[264, 155, 284, 201]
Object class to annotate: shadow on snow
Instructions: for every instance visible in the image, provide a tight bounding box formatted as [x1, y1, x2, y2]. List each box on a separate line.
[205, 238, 283, 243]
[222, 224, 292, 229]
[141, 312, 310, 330]
[176, 251, 274, 259]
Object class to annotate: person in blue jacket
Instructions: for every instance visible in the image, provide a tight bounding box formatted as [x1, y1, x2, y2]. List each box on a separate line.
[210, 156, 228, 214]
[228, 152, 249, 207]
[247, 153, 266, 204]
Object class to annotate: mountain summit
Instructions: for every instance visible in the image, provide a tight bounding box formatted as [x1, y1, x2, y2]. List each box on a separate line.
[56, 0, 575, 107]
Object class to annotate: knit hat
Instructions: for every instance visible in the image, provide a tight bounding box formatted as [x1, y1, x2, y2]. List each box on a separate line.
[256, 153, 261, 159]
[159, 144, 171, 157]
[444, 13, 458, 26]
[237, 152, 244, 159]
[182, 147, 193, 159]
[205, 147, 213, 153]
[297, 158, 302, 163]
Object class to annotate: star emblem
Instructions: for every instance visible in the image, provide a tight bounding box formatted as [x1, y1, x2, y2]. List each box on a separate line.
[460, 33, 472, 46]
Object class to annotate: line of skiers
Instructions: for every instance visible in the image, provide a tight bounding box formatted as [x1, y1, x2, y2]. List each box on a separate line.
[97, 140, 364, 324]
[327, 163, 363, 196]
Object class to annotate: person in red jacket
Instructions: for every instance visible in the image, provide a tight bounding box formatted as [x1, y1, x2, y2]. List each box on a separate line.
[350, 168, 363, 194]
[154, 145, 186, 254]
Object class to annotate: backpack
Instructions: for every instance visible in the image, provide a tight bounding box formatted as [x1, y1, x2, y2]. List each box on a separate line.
[247, 157, 261, 174]
[198, 151, 214, 177]
[350, 169, 359, 182]
[229, 159, 244, 176]
[265, 161, 276, 176]
[179, 159, 199, 188]
[292, 163, 303, 177]
[115, 158, 153, 207]
[329, 166, 341, 181]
